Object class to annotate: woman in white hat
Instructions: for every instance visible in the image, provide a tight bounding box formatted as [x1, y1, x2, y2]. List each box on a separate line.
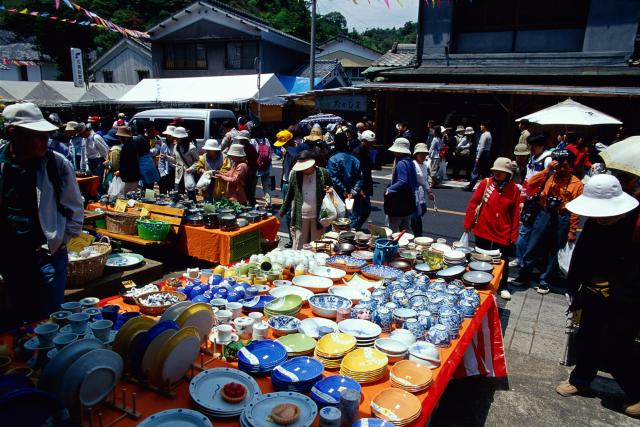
[556, 174, 640, 417]
[463, 157, 521, 300]
[453, 126, 474, 180]
[172, 126, 198, 200]
[158, 125, 176, 194]
[384, 137, 418, 232]
[194, 139, 223, 202]
[411, 143, 434, 237]
[215, 143, 249, 204]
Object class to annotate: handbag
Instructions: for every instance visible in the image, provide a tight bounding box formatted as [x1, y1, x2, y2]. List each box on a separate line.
[472, 178, 491, 227]
[520, 174, 553, 225]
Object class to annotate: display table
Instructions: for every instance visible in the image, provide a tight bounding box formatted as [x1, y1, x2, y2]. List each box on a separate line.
[90, 262, 506, 427]
[76, 175, 100, 198]
[178, 216, 280, 264]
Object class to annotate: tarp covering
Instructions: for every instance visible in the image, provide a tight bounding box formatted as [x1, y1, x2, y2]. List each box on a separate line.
[78, 83, 135, 103]
[0, 81, 38, 101]
[277, 75, 323, 94]
[119, 74, 287, 103]
[26, 80, 87, 105]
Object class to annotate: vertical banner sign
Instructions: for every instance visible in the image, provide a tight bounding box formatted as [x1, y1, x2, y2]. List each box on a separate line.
[70, 47, 84, 87]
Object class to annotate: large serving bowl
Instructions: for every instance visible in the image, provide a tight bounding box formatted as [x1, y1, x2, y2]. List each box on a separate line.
[462, 271, 494, 287]
[269, 286, 314, 304]
[328, 286, 371, 304]
[291, 275, 333, 293]
[308, 294, 352, 319]
[309, 266, 347, 282]
[267, 315, 301, 337]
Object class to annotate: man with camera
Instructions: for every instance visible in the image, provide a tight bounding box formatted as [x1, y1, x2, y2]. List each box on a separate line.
[514, 150, 584, 294]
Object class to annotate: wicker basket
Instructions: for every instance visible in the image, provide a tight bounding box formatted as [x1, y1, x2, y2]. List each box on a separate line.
[106, 211, 140, 235]
[135, 291, 187, 316]
[66, 237, 112, 288]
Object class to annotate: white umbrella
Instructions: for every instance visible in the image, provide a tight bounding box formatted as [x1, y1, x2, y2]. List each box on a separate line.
[516, 98, 622, 126]
[600, 136, 640, 176]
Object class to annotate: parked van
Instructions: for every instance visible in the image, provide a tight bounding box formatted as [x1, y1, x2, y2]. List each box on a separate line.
[129, 108, 237, 149]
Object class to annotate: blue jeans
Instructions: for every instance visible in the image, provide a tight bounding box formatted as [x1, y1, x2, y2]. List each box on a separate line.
[468, 151, 491, 188]
[350, 195, 371, 231]
[514, 222, 533, 266]
[281, 181, 292, 242]
[87, 157, 104, 197]
[520, 210, 570, 284]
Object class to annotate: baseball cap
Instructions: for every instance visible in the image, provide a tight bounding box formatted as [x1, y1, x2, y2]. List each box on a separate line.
[2, 102, 59, 132]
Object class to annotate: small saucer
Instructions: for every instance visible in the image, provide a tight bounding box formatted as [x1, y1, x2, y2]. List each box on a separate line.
[209, 329, 239, 345]
[23, 336, 54, 351]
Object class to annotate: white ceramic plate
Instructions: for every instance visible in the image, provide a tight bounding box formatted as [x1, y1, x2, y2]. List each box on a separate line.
[157, 329, 201, 385]
[338, 319, 382, 339]
[328, 286, 371, 303]
[291, 275, 333, 293]
[269, 285, 314, 303]
[138, 408, 212, 427]
[309, 266, 347, 281]
[106, 253, 144, 268]
[158, 301, 194, 323]
[141, 329, 176, 378]
[62, 348, 123, 408]
[298, 318, 339, 339]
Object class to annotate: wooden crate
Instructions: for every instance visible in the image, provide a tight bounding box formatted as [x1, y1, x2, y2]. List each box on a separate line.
[230, 229, 261, 263]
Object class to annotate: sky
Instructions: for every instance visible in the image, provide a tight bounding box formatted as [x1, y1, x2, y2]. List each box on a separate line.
[316, 0, 420, 31]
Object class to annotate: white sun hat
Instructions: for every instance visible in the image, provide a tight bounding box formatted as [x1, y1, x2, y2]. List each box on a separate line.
[172, 126, 189, 139]
[388, 137, 411, 155]
[162, 125, 176, 136]
[2, 102, 59, 132]
[566, 174, 638, 218]
[227, 143, 246, 158]
[202, 139, 221, 151]
[361, 130, 376, 142]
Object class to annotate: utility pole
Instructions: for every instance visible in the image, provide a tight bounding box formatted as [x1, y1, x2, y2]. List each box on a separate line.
[309, 0, 316, 92]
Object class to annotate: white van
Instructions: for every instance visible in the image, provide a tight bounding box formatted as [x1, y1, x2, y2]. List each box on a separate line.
[129, 108, 237, 149]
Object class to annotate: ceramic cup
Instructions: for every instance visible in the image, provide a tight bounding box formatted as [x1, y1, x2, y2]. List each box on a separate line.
[49, 310, 72, 325]
[68, 312, 90, 334]
[245, 286, 259, 299]
[217, 324, 233, 342]
[187, 268, 200, 278]
[233, 317, 254, 340]
[100, 305, 120, 323]
[210, 298, 227, 311]
[90, 319, 113, 342]
[251, 321, 269, 340]
[79, 297, 99, 308]
[83, 307, 102, 321]
[34, 322, 59, 347]
[226, 302, 243, 319]
[53, 332, 78, 350]
[215, 310, 233, 325]
[248, 312, 263, 323]
[60, 301, 82, 313]
[114, 312, 140, 330]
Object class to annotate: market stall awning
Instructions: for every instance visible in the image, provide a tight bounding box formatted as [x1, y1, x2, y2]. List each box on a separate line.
[516, 98, 622, 126]
[77, 83, 135, 103]
[119, 74, 287, 104]
[277, 75, 323, 94]
[0, 81, 38, 102]
[24, 80, 88, 106]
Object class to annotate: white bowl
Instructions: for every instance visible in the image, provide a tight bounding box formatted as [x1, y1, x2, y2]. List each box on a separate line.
[309, 266, 347, 281]
[386, 351, 409, 364]
[392, 308, 418, 320]
[389, 329, 416, 347]
[328, 286, 371, 303]
[391, 232, 414, 247]
[408, 341, 441, 369]
[272, 280, 292, 287]
[414, 237, 434, 247]
[292, 275, 333, 293]
[269, 285, 314, 304]
[338, 319, 381, 339]
[298, 317, 338, 338]
[374, 338, 408, 355]
[308, 294, 352, 319]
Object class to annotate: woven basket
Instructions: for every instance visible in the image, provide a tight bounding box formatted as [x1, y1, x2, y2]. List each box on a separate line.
[66, 237, 112, 288]
[135, 291, 187, 316]
[106, 211, 140, 235]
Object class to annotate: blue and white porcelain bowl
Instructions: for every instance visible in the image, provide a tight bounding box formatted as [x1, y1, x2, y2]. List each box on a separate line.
[350, 303, 372, 320]
[404, 318, 424, 340]
[391, 290, 408, 307]
[373, 307, 393, 332]
[268, 315, 301, 337]
[418, 310, 436, 330]
[439, 304, 462, 328]
[458, 300, 475, 318]
[430, 282, 447, 293]
[409, 295, 428, 311]
[427, 324, 451, 348]
[309, 294, 352, 319]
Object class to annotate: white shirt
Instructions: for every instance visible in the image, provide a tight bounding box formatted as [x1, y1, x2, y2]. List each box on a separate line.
[301, 173, 317, 219]
[476, 131, 492, 159]
[525, 150, 552, 180]
[84, 131, 109, 160]
[413, 159, 431, 205]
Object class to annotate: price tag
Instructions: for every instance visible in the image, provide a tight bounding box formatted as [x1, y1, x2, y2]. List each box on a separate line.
[140, 208, 150, 217]
[114, 199, 128, 212]
[67, 234, 95, 252]
[122, 280, 137, 289]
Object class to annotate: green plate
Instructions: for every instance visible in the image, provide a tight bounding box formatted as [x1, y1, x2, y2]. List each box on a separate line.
[106, 253, 144, 268]
[276, 333, 317, 354]
[264, 295, 302, 313]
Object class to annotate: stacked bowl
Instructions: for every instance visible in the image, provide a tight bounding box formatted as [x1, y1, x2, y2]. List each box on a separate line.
[408, 342, 441, 368]
[373, 338, 409, 364]
[276, 333, 317, 357]
[337, 319, 382, 348]
[390, 360, 433, 392]
[270, 356, 324, 392]
[340, 347, 388, 384]
[264, 295, 303, 318]
[443, 250, 466, 266]
[237, 340, 288, 375]
[268, 315, 301, 337]
[314, 333, 357, 369]
[371, 388, 422, 426]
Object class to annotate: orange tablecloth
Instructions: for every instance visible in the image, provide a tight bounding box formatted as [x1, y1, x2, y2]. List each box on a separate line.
[178, 216, 280, 265]
[91, 262, 505, 426]
[76, 175, 100, 198]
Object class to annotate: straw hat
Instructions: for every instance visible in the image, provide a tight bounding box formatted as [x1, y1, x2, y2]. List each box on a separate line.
[513, 143, 530, 156]
[413, 143, 429, 155]
[292, 151, 316, 172]
[455, 125, 465, 133]
[360, 130, 376, 142]
[389, 137, 411, 155]
[464, 127, 475, 135]
[162, 125, 176, 136]
[566, 174, 638, 218]
[172, 127, 188, 139]
[274, 129, 293, 147]
[490, 157, 514, 175]
[203, 139, 221, 151]
[65, 121, 78, 132]
[304, 127, 324, 142]
[227, 144, 246, 158]
[115, 126, 132, 138]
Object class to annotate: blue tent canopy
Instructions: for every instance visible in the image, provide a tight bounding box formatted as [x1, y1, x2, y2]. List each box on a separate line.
[277, 75, 323, 94]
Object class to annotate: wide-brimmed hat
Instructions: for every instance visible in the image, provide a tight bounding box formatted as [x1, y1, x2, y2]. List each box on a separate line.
[162, 125, 176, 136]
[491, 157, 514, 175]
[464, 127, 475, 135]
[304, 127, 324, 142]
[227, 144, 246, 158]
[2, 102, 59, 132]
[455, 125, 465, 133]
[513, 143, 530, 156]
[65, 121, 78, 132]
[389, 137, 411, 155]
[75, 123, 87, 134]
[203, 139, 221, 151]
[413, 143, 429, 155]
[566, 174, 638, 218]
[361, 130, 375, 142]
[116, 126, 132, 138]
[274, 129, 293, 147]
[172, 127, 188, 139]
[292, 151, 316, 172]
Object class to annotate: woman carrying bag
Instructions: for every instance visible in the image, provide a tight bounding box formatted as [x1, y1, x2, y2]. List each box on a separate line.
[195, 139, 223, 202]
[463, 157, 520, 300]
[171, 126, 198, 201]
[215, 144, 249, 204]
[385, 138, 418, 233]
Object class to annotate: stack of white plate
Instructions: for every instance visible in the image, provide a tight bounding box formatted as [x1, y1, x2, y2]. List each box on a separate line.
[443, 250, 466, 266]
[474, 247, 502, 264]
[373, 338, 408, 364]
[337, 319, 381, 348]
[189, 367, 261, 417]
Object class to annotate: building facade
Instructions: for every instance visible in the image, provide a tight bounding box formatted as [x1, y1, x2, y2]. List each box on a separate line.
[318, 35, 381, 82]
[89, 38, 152, 85]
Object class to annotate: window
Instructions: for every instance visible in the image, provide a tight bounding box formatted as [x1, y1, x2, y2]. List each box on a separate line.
[225, 41, 258, 70]
[103, 70, 113, 83]
[18, 65, 28, 81]
[163, 43, 207, 70]
[136, 70, 150, 81]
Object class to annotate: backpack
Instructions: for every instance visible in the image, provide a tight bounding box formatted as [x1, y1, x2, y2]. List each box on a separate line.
[256, 139, 271, 171]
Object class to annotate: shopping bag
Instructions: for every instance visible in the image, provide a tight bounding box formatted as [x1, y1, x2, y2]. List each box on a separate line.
[196, 171, 212, 190]
[557, 242, 575, 277]
[108, 176, 125, 197]
[184, 171, 196, 191]
[329, 189, 346, 218]
[459, 231, 470, 247]
[319, 193, 338, 227]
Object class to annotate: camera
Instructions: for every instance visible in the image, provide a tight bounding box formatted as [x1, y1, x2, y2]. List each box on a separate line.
[546, 195, 562, 210]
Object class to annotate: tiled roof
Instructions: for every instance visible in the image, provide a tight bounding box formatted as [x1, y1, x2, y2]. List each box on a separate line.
[0, 29, 50, 61]
[296, 59, 341, 78]
[372, 43, 416, 67]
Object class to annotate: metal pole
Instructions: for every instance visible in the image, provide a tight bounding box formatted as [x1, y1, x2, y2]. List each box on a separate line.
[309, 0, 316, 92]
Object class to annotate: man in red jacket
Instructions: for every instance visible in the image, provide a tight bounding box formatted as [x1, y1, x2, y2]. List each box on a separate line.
[464, 157, 521, 300]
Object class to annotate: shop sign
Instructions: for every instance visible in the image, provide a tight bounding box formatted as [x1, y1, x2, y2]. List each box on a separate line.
[316, 95, 367, 112]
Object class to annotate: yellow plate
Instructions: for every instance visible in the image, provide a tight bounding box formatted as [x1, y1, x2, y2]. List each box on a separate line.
[341, 348, 388, 373]
[175, 302, 213, 340]
[316, 333, 357, 355]
[150, 326, 200, 387]
[112, 316, 156, 360]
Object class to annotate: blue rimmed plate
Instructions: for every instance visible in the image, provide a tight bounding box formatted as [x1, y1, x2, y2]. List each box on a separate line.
[326, 255, 368, 271]
[189, 367, 261, 417]
[309, 375, 362, 405]
[271, 356, 323, 383]
[241, 295, 275, 312]
[244, 391, 318, 427]
[138, 408, 212, 427]
[361, 265, 403, 280]
[238, 340, 288, 370]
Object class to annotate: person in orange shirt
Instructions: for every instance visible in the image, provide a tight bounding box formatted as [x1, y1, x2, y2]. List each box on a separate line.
[513, 150, 584, 294]
[215, 144, 248, 204]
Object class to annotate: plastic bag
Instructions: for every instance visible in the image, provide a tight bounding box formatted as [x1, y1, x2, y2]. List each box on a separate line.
[329, 189, 346, 218]
[459, 231, 470, 248]
[196, 171, 212, 190]
[184, 171, 196, 191]
[558, 241, 575, 277]
[319, 193, 338, 227]
[108, 176, 125, 197]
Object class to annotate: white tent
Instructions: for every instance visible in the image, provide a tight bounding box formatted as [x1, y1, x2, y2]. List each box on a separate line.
[77, 83, 135, 103]
[24, 80, 87, 106]
[516, 98, 622, 126]
[0, 81, 39, 102]
[119, 74, 287, 104]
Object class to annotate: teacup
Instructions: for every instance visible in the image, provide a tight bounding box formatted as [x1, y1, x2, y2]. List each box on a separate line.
[252, 321, 269, 340]
[53, 333, 78, 350]
[60, 301, 82, 313]
[187, 268, 200, 278]
[233, 317, 254, 340]
[83, 307, 102, 321]
[245, 286, 259, 299]
[90, 320, 113, 342]
[248, 312, 263, 323]
[210, 298, 227, 311]
[217, 324, 233, 342]
[50, 310, 72, 325]
[226, 302, 243, 319]
[34, 322, 59, 347]
[215, 309, 233, 325]
[68, 312, 90, 334]
[100, 305, 120, 323]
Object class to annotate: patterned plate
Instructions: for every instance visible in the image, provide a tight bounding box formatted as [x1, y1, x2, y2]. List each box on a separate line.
[360, 265, 403, 280]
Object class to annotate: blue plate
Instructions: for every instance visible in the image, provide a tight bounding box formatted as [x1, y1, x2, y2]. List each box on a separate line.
[310, 375, 361, 405]
[244, 391, 318, 427]
[241, 295, 275, 312]
[138, 408, 211, 427]
[130, 320, 179, 380]
[189, 367, 261, 417]
[436, 265, 466, 279]
[238, 340, 288, 369]
[361, 265, 403, 280]
[353, 419, 395, 427]
[271, 357, 324, 383]
[326, 255, 367, 269]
